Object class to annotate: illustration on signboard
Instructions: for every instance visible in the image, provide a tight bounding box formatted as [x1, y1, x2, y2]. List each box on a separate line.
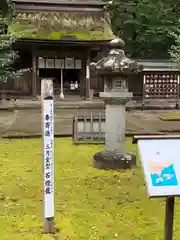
[149, 161, 178, 186]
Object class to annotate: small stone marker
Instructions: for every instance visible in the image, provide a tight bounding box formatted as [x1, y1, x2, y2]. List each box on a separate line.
[133, 134, 180, 240]
[41, 79, 55, 234]
[90, 38, 143, 169]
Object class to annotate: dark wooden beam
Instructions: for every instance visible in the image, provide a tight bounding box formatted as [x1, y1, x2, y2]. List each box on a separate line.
[15, 39, 111, 47]
[15, 3, 104, 12]
[13, 0, 106, 6]
[34, 47, 87, 58]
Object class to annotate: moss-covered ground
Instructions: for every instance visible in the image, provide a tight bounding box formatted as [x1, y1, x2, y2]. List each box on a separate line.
[159, 112, 180, 121]
[0, 138, 180, 240]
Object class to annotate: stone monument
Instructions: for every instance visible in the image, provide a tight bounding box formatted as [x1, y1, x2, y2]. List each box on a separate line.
[90, 38, 143, 170]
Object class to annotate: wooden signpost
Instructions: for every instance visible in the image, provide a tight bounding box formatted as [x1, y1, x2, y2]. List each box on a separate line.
[41, 79, 55, 234]
[133, 135, 180, 240]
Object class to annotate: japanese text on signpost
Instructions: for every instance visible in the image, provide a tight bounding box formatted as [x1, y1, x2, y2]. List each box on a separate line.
[43, 99, 54, 218]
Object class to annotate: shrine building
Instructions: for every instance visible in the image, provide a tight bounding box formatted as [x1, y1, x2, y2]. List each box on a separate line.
[7, 0, 115, 99]
[4, 0, 180, 105]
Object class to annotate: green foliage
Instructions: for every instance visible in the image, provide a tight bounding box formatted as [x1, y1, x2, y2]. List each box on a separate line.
[0, 0, 28, 83]
[169, 23, 180, 69]
[0, 0, 9, 15]
[111, 0, 180, 58]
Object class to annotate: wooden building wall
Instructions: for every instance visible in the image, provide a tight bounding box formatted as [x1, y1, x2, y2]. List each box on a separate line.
[0, 71, 32, 97]
[128, 73, 143, 100]
[14, 72, 33, 95]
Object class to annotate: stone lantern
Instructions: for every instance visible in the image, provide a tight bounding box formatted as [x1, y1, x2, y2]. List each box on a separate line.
[90, 38, 143, 170]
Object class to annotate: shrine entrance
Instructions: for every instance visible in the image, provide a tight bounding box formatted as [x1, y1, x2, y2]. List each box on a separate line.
[38, 57, 82, 96]
[13, 41, 109, 99]
[39, 68, 81, 94]
[63, 69, 80, 93]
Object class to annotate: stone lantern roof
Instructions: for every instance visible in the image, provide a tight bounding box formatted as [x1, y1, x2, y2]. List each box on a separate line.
[90, 38, 143, 76]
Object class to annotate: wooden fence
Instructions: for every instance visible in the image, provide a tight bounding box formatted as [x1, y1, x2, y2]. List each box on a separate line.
[73, 112, 105, 144]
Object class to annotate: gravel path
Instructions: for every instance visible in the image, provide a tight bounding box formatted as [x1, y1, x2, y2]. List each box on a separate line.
[1, 109, 180, 137]
[0, 110, 19, 135]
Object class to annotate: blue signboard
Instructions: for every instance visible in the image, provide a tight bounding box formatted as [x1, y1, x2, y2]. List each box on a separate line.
[138, 139, 180, 197]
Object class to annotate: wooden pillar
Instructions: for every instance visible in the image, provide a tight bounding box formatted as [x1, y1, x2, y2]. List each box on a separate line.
[164, 197, 175, 240]
[98, 47, 107, 93]
[80, 57, 86, 99]
[85, 52, 91, 100]
[36, 57, 40, 95]
[32, 52, 38, 97]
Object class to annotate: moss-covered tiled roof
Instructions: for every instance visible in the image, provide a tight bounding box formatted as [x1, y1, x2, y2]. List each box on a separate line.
[8, 11, 115, 41]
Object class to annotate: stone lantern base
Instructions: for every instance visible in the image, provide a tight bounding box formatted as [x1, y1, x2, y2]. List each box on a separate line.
[93, 150, 136, 170]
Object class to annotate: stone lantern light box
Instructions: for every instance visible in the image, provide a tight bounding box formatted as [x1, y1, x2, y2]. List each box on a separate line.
[90, 38, 143, 170]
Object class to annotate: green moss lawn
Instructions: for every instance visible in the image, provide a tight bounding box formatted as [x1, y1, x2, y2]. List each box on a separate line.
[0, 138, 180, 240]
[159, 112, 180, 121]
